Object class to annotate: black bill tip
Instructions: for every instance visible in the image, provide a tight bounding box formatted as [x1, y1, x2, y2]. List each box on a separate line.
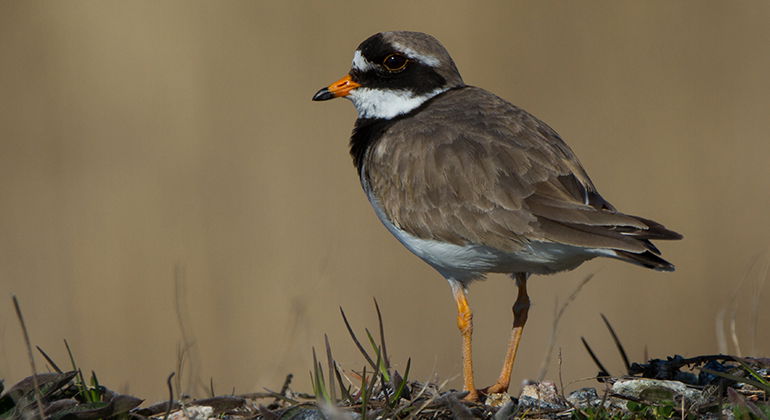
[312, 87, 335, 101]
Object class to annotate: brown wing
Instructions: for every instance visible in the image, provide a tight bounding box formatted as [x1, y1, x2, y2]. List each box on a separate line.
[364, 86, 681, 258]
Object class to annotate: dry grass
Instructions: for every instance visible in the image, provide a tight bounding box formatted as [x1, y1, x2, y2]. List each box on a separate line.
[2, 285, 769, 419]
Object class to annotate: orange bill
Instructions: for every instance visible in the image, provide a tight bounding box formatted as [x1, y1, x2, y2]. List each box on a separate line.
[312, 74, 361, 101]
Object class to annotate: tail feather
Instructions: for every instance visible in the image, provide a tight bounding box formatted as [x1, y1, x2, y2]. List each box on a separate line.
[528, 183, 682, 271]
[626, 215, 684, 240]
[613, 250, 676, 272]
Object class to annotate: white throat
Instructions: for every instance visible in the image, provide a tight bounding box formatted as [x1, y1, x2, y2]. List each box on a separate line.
[346, 87, 447, 119]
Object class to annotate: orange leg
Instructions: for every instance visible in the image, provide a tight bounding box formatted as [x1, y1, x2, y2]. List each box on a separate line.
[451, 283, 479, 401]
[485, 272, 530, 395]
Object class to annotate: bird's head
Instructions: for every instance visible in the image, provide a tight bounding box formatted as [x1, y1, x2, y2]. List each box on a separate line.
[312, 31, 464, 119]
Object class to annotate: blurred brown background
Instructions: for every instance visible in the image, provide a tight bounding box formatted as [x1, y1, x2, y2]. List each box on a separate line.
[1, 1, 769, 401]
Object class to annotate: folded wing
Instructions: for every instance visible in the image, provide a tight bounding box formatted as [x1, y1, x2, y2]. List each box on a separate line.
[364, 87, 681, 270]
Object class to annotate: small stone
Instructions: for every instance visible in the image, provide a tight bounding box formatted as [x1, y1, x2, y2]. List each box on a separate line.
[484, 392, 513, 408]
[520, 381, 567, 408]
[280, 405, 327, 420]
[166, 405, 214, 420]
[612, 378, 703, 404]
[517, 395, 567, 411]
[567, 387, 599, 407]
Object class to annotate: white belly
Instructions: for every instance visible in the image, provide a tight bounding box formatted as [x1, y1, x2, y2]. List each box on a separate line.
[362, 177, 603, 283]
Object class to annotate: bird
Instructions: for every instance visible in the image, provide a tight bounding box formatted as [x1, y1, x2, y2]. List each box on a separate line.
[312, 31, 682, 401]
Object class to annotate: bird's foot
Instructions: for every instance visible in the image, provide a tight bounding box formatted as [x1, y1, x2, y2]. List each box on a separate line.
[482, 383, 509, 395]
[459, 384, 509, 403]
[461, 389, 481, 402]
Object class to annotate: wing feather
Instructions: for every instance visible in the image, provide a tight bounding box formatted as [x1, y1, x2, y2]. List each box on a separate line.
[364, 86, 681, 255]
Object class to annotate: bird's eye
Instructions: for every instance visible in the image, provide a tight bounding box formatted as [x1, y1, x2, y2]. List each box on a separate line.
[382, 53, 408, 72]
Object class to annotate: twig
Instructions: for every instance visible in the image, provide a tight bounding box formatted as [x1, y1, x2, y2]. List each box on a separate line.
[239, 391, 299, 403]
[405, 386, 440, 420]
[729, 309, 742, 357]
[257, 405, 279, 420]
[557, 348, 566, 401]
[174, 265, 203, 396]
[559, 349, 589, 418]
[175, 343, 190, 401]
[163, 372, 176, 420]
[715, 308, 728, 354]
[537, 274, 593, 380]
[394, 379, 431, 418]
[749, 256, 769, 355]
[13, 295, 47, 420]
[727, 255, 763, 357]
[279, 373, 293, 397]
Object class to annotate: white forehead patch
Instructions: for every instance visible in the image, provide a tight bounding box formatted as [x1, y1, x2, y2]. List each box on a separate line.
[391, 42, 441, 67]
[346, 87, 447, 119]
[351, 50, 373, 72]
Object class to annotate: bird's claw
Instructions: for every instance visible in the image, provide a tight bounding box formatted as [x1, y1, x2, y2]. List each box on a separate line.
[481, 383, 509, 395]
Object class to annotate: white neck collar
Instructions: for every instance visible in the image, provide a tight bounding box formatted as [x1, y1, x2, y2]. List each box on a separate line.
[346, 87, 448, 120]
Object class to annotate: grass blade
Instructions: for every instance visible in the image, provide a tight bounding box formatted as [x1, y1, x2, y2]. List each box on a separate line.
[600, 314, 631, 373]
[324, 334, 337, 403]
[340, 307, 376, 371]
[360, 366, 368, 419]
[333, 362, 352, 402]
[702, 368, 770, 393]
[88, 370, 104, 402]
[311, 348, 319, 399]
[64, 338, 89, 396]
[311, 347, 330, 403]
[12, 295, 46, 420]
[310, 369, 318, 401]
[366, 347, 381, 404]
[581, 337, 610, 380]
[365, 328, 390, 382]
[733, 357, 770, 386]
[36, 345, 63, 373]
[373, 298, 390, 370]
[389, 358, 411, 407]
